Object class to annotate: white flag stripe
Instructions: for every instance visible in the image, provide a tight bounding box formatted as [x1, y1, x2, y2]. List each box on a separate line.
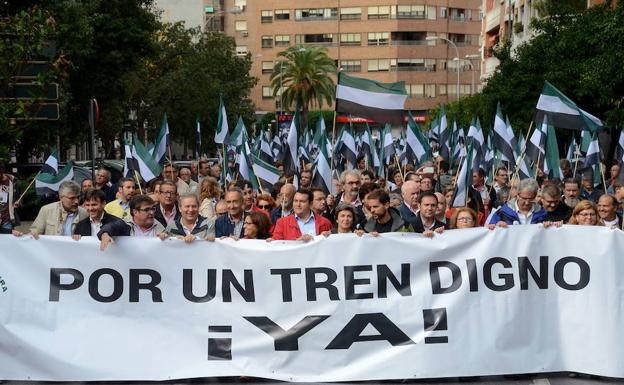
[336, 85, 407, 110]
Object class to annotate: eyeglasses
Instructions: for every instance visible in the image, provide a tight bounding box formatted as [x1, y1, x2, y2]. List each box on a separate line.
[517, 195, 535, 202]
[457, 217, 474, 223]
[257, 204, 271, 210]
[136, 205, 157, 213]
[161, 191, 176, 196]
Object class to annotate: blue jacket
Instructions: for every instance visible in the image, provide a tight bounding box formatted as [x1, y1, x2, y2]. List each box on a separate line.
[215, 213, 246, 238]
[489, 201, 547, 225]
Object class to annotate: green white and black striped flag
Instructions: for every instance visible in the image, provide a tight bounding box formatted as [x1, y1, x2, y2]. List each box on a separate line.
[132, 137, 162, 182]
[535, 81, 603, 132]
[36, 161, 74, 196]
[336, 72, 407, 125]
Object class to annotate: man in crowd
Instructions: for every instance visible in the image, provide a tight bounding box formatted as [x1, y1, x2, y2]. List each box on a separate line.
[300, 169, 313, 189]
[271, 188, 332, 241]
[311, 187, 333, 223]
[339, 170, 366, 225]
[472, 168, 497, 211]
[580, 171, 602, 203]
[73, 188, 118, 237]
[420, 176, 434, 193]
[361, 170, 375, 184]
[490, 178, 547, 225]
[399, 180, 419, 224]
[493, 167, 509, 194]
[19, 181, 88, 238]
[597, 194, 621, 227]
[104, 177, 136, 220]
[363, 189, 409, 235]
[434, 192, 447, 225]
[563, 178, 581, 209]
[215, 199, 228, 217]
[197, 160, 211, 185]
[271, 183, 296, 224]
[161, 163, 178, 181]
[94, 168, 116, 202]
[163, 193, 215, 242]
[0, 163, 18, 234]
[98, 195, 166, 250]
[210, 163, 222, 180]
[541, 184, 572, 222]
[177, 167, 198, 195]
[155, 180, 180, 228]
[410, 192, 447, 235]
[216, 188, 246, 238]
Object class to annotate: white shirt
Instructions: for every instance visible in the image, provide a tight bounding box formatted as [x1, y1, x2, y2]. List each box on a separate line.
[603, 217, 619, 227]
[90, 213, 104, 236]
[514, 200, 535, 225]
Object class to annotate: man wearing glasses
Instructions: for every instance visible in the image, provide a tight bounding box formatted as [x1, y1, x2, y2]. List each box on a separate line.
[97, 195, 166, 251]
[16, 181, 87, 238]
[489, 178, 547, 226]
[542, 184, 572, 222]
[104, 178, 136, 220]
[155, 180, 180, 227]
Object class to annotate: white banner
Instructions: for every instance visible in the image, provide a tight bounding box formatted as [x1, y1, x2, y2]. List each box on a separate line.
[0, 226, 623, 381]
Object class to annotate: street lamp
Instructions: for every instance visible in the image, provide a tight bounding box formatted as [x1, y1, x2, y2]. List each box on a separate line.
[465, 54, 480, 95]
[205, 6, 242, 31]
[426, 36, 460, 101]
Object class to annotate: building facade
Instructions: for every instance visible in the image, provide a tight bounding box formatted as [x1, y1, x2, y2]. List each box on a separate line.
[206, 0, 482, 119]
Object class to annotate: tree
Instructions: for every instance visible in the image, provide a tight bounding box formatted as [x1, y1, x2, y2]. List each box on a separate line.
[138, 29, 257, 156]
[270, 45, 336, 129]
[438, 1, 623, 142]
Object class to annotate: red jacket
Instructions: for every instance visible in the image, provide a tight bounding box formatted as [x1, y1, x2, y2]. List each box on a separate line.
[272, 213, 333, 240]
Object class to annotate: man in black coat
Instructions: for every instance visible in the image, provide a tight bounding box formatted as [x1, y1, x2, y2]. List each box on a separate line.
[73, 188, 119, 238]
[408, 192, 447, 236]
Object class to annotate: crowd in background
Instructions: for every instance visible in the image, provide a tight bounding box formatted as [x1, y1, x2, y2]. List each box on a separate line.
[2, 155, 623, 251]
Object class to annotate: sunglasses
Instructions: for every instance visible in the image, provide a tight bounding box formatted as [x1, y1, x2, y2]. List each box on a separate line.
[257, 204, 271, 210]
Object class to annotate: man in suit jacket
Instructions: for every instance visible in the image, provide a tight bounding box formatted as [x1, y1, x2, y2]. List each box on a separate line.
[408, 192, 447, 236]
[21, 181, 88, 238]
[270, 189, 332, 241]
[73, 188, 119, 238]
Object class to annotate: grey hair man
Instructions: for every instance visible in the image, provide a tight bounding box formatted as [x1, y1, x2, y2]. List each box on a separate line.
[21, 181, 88, 238]
[489, 178, 547, 226]
[339, 169, 362, 207]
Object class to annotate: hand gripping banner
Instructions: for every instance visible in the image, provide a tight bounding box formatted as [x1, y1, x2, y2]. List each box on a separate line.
[0, 225, 623, 381]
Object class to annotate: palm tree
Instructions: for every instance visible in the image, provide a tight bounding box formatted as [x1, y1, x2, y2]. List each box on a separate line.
[270, 45, 337, 129]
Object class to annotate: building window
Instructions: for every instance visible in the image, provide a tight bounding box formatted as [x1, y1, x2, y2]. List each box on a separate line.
[425, 84, 436, 98]
[275, 35, 290, 46]
[340, 60, 361, 72]
[368, 32, 389, 46]
[275, 9, 290, 20]
[234, 0, 246, 11]
[295, 34, 334, 44]
[262, 61, 274, 74]
[439, 7, 447, 18]
[261, 10, 273, 23]
[235, 46, 248, 56]
[367, 6, 390, 19]
[439, 84, 447, 95]
[450, 8, 471, 21]
[262, 86, 272, 98]
[396, 5, 425, 19]
[427, 6, 436, 20]
[261, 35, 273, 48]
[368, 59, 393, 72]
[340, 33, 361, 46]
[406, 84, 424, 98]
[340, 7, 361, 20]
[235, 21, 247, 31]
[295, 8, 338, 21]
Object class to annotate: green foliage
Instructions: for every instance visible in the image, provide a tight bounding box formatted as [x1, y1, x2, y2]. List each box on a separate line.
[440, 2, 624, 138]
[270, 45, 337, 127]
[307, 110, 335, 132]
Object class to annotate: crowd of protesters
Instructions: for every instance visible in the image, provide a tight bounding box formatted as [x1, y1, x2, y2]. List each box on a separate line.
[3, 155, 624, 250]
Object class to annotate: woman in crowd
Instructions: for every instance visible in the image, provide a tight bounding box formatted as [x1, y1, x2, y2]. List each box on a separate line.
[449, 207, 478, 229]
[568, 200, 603, 226]
[256, 194, 276, 213]
[241, 211, 272, 239]
[323, 204, 357, 236]
[199, 177, 221, 220]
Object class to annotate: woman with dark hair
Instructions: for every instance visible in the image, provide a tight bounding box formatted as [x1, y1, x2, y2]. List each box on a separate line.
[241, 211, 272, 239]
[322, 204, 357, 236]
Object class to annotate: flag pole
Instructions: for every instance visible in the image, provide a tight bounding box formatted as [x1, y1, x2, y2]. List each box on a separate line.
[133, 170, 144, 195]
[168, 145, 174, 181]
[255, 174, 265, 195]
[394, 155, 405, 182]
[330, 110, 337, 190]
[600, 163, 607, 192]
[512, 120, 534, 180]
[14, 171, 40, 206]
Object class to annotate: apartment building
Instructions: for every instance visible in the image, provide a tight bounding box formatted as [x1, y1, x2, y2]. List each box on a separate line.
[206, 0, 482, 120]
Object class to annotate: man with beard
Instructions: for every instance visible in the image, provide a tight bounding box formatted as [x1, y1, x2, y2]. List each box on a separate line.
[563, 178, 581, 209]
[18, 181, 88, 238]
[104, 178, 136, 220]
[97, 195, 166, 250]
[362, 190, 411, 235]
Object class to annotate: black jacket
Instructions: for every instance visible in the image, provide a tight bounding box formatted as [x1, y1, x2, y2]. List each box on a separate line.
[409, 214, 448, 234]
[154, 204, 181, 228]
[544, 203, 573, 223]
[73, 212, 119, 236]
